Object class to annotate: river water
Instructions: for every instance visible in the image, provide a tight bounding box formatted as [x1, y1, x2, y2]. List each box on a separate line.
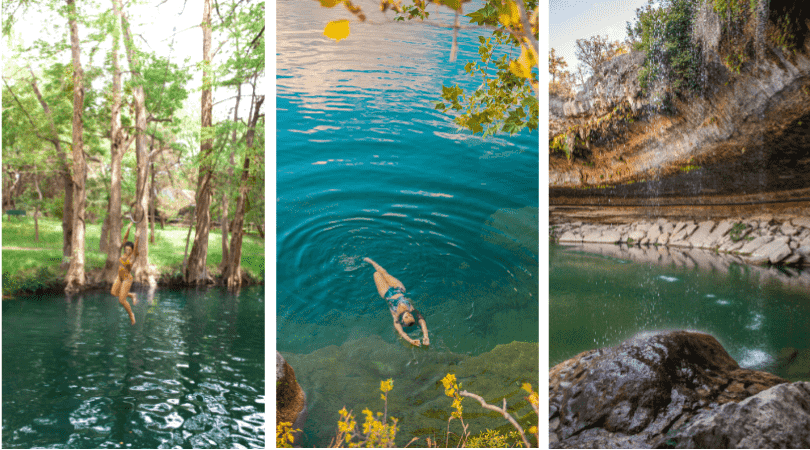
[550, 244, 810, 382]
[277, 0, 539, 446]
[2, 286, 265, 448]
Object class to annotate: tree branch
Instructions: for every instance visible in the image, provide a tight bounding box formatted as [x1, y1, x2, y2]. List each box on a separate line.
[248, 25, 264, 51]
[458, 390, 531, 448]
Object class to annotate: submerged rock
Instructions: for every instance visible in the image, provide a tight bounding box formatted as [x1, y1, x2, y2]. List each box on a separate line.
[549, 330, 788, 448]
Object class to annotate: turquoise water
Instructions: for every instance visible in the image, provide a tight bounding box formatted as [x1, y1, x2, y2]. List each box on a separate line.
[550, 244, 810, 381]
[277, 1, 539, 446]
[2, 287, 264, 448]
[276, 0, 539, 356]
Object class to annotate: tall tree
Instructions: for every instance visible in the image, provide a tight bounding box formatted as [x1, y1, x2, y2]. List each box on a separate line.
[226, 93, 263, 289]
[65, 0, 88, 293]
[575, 34, 616, 75]
[186, 0, 214, 284]
[549, 47, 567, 83]
[101, 0, 134, 283]
[116, 0, 150, 282]
[4, 71, 75, 263]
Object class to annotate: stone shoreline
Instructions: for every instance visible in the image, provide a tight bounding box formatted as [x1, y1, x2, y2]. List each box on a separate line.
[552, 215, 810, 268]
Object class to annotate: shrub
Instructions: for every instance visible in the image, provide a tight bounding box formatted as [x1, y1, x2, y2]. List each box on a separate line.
[630, 0, 702, 99]
[330, 379, 402, 448]
[276, 421, 300, 448]
[326, 374, 539, 448]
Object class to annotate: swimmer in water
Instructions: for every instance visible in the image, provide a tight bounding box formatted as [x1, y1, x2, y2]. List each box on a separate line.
[111, 222, 139, 325]
[364, 257, 429, 347]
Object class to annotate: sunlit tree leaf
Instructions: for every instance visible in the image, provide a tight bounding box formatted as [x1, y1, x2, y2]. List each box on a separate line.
[318, 0, 342, 7]
[497, 0, 520, 27]
[509, 44, 536, 79]
[324, 19, 350, 41]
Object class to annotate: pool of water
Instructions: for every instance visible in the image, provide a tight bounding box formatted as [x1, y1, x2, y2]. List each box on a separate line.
[550, 244, 810, 381]
[277, 0, 539, 357]
[277, 1, 539, 446]
[2, 286, 264, 448]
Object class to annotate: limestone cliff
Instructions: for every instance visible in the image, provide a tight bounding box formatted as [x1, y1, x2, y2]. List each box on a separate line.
[550, 2, 810, 196]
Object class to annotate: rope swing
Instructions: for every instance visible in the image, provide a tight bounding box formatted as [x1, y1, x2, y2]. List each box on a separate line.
[128, 203, 145, 224]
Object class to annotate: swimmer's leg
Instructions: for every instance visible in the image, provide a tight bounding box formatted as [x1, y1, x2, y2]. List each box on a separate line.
[366, 258, 406, 293]
[111, 276, 122, 297]
[373, 272, 389, 298]
[118, 277, 136, 325]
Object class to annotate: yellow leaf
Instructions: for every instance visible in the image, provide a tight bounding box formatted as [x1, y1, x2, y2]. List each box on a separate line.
[318, 0, 342, 6]
[436, 0, 461, 10]
[324, 20, 350, 42]
[509, 44, 537, 79]
[497, 0, 520, 27]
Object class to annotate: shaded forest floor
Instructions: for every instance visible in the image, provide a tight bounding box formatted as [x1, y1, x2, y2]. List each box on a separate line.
[2, 216, 264, 297]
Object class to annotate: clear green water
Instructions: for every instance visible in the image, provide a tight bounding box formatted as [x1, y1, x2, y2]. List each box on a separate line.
[2, 286, 264, 448]
[550, 244, 810, 381]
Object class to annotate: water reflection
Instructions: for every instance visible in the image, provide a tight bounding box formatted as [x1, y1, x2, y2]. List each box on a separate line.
[2, 287, 264, 448]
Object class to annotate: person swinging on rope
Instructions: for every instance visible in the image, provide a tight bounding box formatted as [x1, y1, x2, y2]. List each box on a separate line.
[364, 257, 430, 347]
[111, 213, 141, 325]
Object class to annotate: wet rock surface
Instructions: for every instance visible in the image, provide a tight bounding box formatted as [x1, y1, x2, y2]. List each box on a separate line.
[277, 352, 308, 432]
[663, 381, 810, 449]
[549, 331, 789, 449]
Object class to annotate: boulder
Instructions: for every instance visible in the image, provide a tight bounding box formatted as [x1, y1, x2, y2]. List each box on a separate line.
[550, 330, 786, 449]
[670, 223, 698, 247]
[645, 225, 662, 244]
[738, 235, 774, 254]
[792, 217, 810, 229]
[584, 230, 622, 244]
[687, 220, 715, 248]
[663, 382, 810, 448]
[704, 219, 735, 248]
[628, 230, 647, 243]
[745, 238, 791, 265]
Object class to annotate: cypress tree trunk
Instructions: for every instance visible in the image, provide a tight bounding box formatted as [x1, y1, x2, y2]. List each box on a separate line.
[65, 0, 87, 294]
[186, 0, 214, 284]
[102, 2, 126, 282]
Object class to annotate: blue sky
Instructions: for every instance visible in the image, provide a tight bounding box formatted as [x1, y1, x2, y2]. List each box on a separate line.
[549, 0, 649, 76]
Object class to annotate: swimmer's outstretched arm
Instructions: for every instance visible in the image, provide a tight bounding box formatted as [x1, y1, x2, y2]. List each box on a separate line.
[419, 318, 429, 346]
[393, 319, 420, 346]
[122, 221, 133, 243]
[132, 231, 140, 260]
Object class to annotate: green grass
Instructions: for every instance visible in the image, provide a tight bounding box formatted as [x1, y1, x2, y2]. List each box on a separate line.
[2, 215, 264, 294]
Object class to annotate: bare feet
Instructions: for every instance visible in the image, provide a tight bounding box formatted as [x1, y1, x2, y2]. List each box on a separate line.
[130, 315, 136, 325]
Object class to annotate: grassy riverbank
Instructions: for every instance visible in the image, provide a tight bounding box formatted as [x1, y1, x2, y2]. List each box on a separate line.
[2, 216, 264, 296]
